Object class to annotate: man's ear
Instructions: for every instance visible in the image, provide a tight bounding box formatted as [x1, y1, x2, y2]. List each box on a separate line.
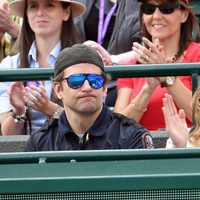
[63, 6, 71, 21]
[53, 81, 63, 100]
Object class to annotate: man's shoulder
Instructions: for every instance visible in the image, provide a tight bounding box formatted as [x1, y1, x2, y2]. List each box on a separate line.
[108, 112, 154, 149]
[26, 118, 59, 151]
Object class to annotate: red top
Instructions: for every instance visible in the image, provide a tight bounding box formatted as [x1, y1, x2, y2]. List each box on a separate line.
[117, 42, 200, 130]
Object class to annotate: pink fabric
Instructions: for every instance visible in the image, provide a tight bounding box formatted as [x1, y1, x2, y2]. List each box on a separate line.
[117, 42, 200, 130]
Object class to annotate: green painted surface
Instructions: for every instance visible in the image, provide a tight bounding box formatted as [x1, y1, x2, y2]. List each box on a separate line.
[0, 149, 199, 194]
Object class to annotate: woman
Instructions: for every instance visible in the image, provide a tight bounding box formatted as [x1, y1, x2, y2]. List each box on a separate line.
[0, 0, 85, 135]
[163, 90, 200, 148]
[115, 0, 200, 130]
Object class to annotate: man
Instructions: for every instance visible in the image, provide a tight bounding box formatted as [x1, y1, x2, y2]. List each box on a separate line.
[25, 44, 153, 151]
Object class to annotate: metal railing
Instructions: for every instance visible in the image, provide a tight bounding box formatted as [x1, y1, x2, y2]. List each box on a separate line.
[0, 62, 200, 91]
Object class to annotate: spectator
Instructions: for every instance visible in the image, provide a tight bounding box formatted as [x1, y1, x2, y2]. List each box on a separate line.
[0, 0, 21, 61]
[0, 0, 85, 135]
[74, 0, 141, 107]
[163, 91, 200, 148]
[25, 44, 154, 151]
[114, 0, 200, 130]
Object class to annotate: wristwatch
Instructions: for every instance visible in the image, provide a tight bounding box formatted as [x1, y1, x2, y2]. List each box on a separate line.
[160, 76, 176, 88]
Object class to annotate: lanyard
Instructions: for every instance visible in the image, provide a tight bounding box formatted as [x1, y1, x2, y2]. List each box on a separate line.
[97, 0, 117, 45]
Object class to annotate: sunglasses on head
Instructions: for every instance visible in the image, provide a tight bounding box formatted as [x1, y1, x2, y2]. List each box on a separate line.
[63, 73, 105, 89]
[141, 3, 181, 15]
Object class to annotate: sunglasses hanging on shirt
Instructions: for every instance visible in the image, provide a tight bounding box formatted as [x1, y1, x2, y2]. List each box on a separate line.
[141, 3, 181, 15]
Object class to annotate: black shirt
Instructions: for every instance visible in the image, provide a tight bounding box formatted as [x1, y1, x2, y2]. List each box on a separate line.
[25, 106, 152, 151]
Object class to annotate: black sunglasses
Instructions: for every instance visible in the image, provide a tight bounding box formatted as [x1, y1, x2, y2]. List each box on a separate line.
[141, 3, 181, 15]
[62, 73, 105, 89]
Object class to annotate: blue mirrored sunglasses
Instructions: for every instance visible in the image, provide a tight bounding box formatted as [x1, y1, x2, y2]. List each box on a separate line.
[141, 3, 181, 15]
[62, 73, 105, 89]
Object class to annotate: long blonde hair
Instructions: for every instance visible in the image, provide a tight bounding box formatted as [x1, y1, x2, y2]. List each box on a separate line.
[189, 88, 200, 146]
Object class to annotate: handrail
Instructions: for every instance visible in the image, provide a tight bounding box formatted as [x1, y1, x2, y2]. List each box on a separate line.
[0, 62, 200, 91]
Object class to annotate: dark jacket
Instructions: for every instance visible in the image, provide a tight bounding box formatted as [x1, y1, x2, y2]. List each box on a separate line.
[25, 106, 153, 151]
[74, 0, 140, 54]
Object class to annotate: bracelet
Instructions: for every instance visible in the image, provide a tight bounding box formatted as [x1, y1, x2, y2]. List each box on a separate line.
[52, 104, 63, 119]
[9, 106, 28, 123]
[130, 102, 147, 113]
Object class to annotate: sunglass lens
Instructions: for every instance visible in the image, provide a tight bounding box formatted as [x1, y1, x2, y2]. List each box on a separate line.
[88, 74, 105, 89]
[159, 4, 178, 14]
[141, 4, 156, 15]
[142, 3, 180, 15]
[67, 74, 85, 89]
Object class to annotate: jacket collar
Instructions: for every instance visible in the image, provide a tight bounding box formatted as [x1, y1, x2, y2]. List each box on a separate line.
[58, 104, 111, 137]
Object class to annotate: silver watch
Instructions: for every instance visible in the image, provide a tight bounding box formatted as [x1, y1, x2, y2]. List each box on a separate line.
[161, 76, 176, 88]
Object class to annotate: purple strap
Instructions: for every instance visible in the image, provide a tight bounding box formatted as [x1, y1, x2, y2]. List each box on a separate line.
[98, 0, 117, 45]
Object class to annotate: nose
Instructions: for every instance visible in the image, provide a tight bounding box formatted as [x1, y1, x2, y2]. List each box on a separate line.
[37, 6, 45, 16]
[153, 8, 162, 18]
[81, 80, 92, 91]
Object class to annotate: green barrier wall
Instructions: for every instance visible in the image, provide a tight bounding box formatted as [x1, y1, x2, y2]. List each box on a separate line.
[0, 149, 200, 199]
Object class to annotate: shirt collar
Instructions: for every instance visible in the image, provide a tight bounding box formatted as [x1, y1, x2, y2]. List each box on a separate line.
[28, 41, 61, 66]
[58, 105, 111, 137]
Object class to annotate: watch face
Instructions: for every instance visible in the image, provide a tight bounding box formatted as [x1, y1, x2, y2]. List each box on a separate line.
[166, 77, 175, 85]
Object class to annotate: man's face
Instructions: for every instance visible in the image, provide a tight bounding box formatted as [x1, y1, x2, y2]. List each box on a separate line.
[53, 63, 107, 115]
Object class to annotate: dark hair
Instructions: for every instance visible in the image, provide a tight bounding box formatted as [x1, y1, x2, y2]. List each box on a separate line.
[19, 1, 81, 68]
[139, 0, 200, 59]
[18, 1, 81, 134]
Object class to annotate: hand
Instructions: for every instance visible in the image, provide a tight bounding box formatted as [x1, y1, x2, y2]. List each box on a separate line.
[132, 37, 166, 64]
[162, 94, 189, 147]
[23, 85, 50, 114]
[84, 40, 112, 65]
[0, 2, 20, 38]
[7, 82, 26, 113]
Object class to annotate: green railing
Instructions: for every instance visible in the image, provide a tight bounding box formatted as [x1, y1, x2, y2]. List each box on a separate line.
[0, 62, 200, 91]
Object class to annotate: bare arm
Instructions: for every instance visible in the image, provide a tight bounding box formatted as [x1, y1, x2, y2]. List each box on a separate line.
[1, 83, 62, 135]
[114, 80, 157, 122]
[84, 40, 137, 65]
[165, 78, 192, 121]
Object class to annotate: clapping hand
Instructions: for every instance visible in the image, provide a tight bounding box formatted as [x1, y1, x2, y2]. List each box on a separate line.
[162, 94, 189, 147]
[132, 37, 166, 64]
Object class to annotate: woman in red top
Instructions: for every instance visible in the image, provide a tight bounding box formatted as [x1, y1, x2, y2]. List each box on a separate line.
[115, 0, 200, 130]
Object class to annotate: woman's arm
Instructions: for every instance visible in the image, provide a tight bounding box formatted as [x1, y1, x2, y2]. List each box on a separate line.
[114, 79, 158, 122]
[165, 78, 192, 121]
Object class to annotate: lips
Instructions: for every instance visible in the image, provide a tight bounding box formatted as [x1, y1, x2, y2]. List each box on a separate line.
[77, 94, 96, 99]
[152, 24, 165, 28]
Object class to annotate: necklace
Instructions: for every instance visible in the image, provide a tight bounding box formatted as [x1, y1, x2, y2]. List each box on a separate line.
[171, 53, 179, 63]
[170, 50, 183, 63]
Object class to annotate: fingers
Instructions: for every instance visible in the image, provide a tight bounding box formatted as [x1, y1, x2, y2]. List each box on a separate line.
[132, 42, 152, 64]
[24, 86, 48, 110]
[133, 37, 167, 64]
[179, 109, 187, 127]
